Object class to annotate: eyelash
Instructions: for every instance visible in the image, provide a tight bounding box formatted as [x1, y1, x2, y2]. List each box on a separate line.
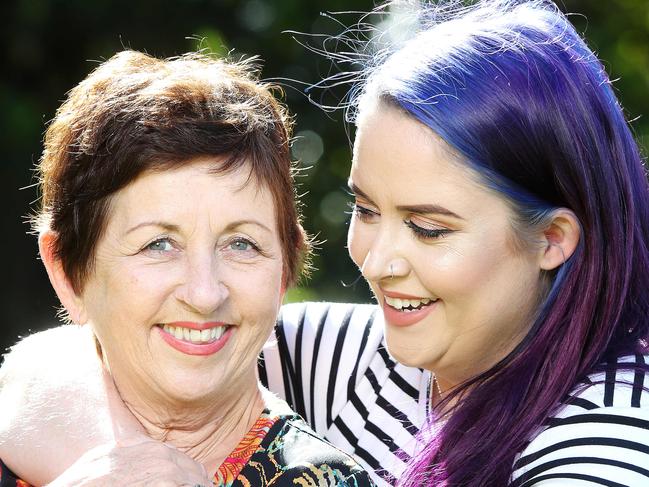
[143, 236, 174, 253]
[347, 201, 377, 220]
[228, 237, 262, 253]
[404, 220, 452, 240]
[141, 236, 262, 255]
[349, 202, 452, 240]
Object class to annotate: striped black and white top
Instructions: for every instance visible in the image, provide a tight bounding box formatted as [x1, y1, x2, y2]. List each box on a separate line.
[511, 355, 649, 486]
[260, 302, 649, 486]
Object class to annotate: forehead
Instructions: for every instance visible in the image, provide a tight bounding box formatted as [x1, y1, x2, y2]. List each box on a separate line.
[106, 158, 277, 230]
[351, 103, 494, 204]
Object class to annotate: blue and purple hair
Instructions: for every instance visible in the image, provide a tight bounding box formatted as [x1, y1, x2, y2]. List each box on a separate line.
[353, 0, 649, 484]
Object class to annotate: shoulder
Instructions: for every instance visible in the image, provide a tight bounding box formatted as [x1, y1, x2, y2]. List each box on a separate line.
[277, 301, 380, 334]
[271, 301, 385, 377]
[264, 415, 375, 486]
[240, 390, 375, 486]
[1, 324, 88, 380]
[0, 324, 114, 485]
[512, 354, 649, 486]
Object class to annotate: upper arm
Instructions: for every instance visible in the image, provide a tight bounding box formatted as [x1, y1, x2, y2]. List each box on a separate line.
[267, 418, 378, 487]
[511, 407, 649, 487]
[0, 325, 130, 485]
[261, 302, 381, 435]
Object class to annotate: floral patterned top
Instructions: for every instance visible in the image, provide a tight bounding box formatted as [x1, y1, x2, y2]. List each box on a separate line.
[215, 414, 278, 484]
[0, 391, 373, 486]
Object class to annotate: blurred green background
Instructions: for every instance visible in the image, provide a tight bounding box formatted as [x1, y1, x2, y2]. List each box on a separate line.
[1, 0, 647, 355]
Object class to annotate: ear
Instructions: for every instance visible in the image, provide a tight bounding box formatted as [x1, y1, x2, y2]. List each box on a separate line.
[538, 209, 581, 271]
[39, 231, 87, 324]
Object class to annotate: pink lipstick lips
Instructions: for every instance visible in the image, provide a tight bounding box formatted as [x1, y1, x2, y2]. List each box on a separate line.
[380, 290, 439, 327]
[157, 321, 233, 356]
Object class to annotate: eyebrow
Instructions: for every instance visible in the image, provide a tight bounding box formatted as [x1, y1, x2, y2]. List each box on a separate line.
[126, 219, 273, 235]
[126, 221, 180, 235]
[224, 220, 273, 234]
[348, 180, 464, 220]
[348, 181, 375, 204]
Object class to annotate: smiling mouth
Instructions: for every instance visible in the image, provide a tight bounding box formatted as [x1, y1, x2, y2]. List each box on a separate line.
[384, 295, 438, 312]
[158, 324, 230, 344]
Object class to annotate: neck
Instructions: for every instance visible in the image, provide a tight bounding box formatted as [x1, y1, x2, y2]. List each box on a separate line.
[113, 371, 265, 477]
[431, 372, 466, 412]
[433, 374, 453, 396]
[430, 373, 447, 410]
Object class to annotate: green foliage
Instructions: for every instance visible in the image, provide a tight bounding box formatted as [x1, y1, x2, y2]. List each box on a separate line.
[565, 0, 649, 155]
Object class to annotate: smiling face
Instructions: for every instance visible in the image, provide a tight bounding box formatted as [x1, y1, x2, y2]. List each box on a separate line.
[76, 158, 284, 408]
[348, 102, 545, 388]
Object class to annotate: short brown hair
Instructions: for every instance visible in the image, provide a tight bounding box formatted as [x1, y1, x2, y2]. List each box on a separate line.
[35, 50, 310, 291]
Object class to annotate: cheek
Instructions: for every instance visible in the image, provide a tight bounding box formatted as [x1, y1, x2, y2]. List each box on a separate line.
[425, 234, 511, 292]
[228, 263, 283, 356]
[229, 260, 284, 311]
[87, 265, 172, 332]
[120, 265, 174, 306]
[262, 267, 284, 312]
[428, 243, 539, 329]
[347, 218, 370, 269]
[443, 252, 497, 289]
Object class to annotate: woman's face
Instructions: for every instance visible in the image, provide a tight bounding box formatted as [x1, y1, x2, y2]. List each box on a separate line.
[78, 158, 284, 405]
[348, 103, 544, 387]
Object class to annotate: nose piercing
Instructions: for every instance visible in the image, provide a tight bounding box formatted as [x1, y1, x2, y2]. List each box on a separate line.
[389, 263, 394, 279]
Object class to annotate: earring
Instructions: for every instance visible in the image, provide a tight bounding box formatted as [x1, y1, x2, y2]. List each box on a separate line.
[389, 263, 394, 279]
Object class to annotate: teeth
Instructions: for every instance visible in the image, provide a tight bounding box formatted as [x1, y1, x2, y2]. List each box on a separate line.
[161, 325, 228, 344]
[385, 295, 436, 311]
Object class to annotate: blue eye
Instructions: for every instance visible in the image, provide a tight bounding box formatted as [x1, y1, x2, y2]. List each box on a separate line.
[145, 239, 173, 252]
[230, 239, 258, 252]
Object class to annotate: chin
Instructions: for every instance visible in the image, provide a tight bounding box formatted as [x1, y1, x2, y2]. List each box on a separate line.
[386, 345, 418, 368]
[150, 367, 221, 401]
[161, 383, 219, 406]
[387, 342, 439, 371]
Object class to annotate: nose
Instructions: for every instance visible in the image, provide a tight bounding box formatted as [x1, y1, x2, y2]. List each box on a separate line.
[176, 252, 229, 315]
[357, 227, 409, 283]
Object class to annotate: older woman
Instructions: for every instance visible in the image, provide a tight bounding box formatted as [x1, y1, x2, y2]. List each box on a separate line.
[0, 50, 373, 486]
[3, 0, 649, 486]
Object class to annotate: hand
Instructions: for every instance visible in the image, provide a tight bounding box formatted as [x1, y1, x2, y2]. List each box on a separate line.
[46, 435, 212, 487]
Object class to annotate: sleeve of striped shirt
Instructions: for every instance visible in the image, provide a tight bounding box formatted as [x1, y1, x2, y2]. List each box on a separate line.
[258, 302, 380, 438]
[510, 356, 649, 487]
